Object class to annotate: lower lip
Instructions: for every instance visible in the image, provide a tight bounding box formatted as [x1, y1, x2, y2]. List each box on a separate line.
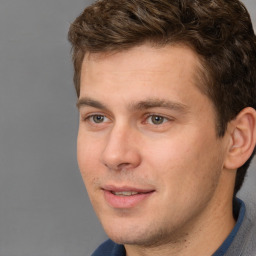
[103, 190, 154, 209]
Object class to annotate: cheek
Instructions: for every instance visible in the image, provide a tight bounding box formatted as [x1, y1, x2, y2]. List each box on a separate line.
[77, 133, 102, 185]
[143, 131, 221, 191]
[144, 135, 192, 173]
[142, 138, 192, 199]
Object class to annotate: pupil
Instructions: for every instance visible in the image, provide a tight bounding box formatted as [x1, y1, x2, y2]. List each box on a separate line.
[152, 115, 163, 124]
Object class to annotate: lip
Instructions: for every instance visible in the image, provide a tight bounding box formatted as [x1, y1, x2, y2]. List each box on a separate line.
[102, 185, 155, 209]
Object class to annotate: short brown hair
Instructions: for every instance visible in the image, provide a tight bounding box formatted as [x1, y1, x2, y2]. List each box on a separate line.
[68, 0, 256, 195]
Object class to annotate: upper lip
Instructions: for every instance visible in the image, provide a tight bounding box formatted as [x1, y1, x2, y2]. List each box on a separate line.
[102, 185, 155, 193]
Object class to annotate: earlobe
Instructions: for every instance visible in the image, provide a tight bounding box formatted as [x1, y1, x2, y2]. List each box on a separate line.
[224, 107, 256, 170]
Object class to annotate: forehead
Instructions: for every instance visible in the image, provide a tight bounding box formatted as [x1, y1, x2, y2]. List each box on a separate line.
[80, 44, 209, 106]
[83, 44, 202, 71]
[81, 44, 205, 89]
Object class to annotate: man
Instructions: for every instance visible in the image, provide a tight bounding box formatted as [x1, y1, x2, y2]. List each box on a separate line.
[68, 0, 256, 255]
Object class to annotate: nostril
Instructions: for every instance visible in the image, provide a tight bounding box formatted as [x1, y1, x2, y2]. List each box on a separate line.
[116, 162, 132, 171]
[104, 162, 131, 171]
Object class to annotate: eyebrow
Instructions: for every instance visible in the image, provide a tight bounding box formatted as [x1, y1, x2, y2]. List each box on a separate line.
[77, 97, 108, 110]
[130, 99, 189, 113]
[77, 97, 189, 113]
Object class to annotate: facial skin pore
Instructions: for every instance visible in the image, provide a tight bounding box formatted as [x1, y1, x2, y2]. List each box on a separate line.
[77, 44, 237, 256]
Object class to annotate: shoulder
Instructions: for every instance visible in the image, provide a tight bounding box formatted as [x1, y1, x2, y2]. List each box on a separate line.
[241, 199, 256, 254]
[91, 239, 126, 256]
[225, 198, 256, 256]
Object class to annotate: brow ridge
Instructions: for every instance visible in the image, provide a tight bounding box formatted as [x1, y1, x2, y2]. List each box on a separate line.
[131, 99, 188, 112]
[76, 97, 107, 110]
[77, 97, 189, 113]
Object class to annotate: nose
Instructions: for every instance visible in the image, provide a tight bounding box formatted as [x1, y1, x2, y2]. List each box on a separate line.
[100, 124, 141, 171]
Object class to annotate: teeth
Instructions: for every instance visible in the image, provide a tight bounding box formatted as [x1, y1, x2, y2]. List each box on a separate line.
[112, 191, 139, 196]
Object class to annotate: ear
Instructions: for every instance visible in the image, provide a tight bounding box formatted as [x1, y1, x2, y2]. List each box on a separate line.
[224, 107, 256, 170]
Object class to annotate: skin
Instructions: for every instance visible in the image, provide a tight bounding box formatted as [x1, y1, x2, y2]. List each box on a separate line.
[77, 44, 237, 256]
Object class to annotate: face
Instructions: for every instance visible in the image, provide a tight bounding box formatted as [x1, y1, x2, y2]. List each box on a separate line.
[77, 44, 230, 246]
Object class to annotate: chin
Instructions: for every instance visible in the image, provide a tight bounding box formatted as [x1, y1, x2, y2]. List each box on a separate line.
[108, 231, 173, 248]
[102, 222, 146, 245]
[102, 219, 171, 247]
[107, 233, 150, 246]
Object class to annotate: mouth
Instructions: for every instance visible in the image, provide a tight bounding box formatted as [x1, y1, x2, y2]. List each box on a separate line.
[111, 191, 145, 196]
[102, 186, 155, 208]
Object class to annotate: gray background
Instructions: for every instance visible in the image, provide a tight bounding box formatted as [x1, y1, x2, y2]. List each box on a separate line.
[0, 0, 255, 255]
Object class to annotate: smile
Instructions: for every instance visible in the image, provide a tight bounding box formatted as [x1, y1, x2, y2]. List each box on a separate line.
[103, 186, 155, 208]
[111, 191, 140, 196]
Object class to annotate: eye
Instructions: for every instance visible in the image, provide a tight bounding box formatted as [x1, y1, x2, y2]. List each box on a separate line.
[85, 114, 110, 124]
[146, 115, 168, 125]
[91, 115, 105, 123]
